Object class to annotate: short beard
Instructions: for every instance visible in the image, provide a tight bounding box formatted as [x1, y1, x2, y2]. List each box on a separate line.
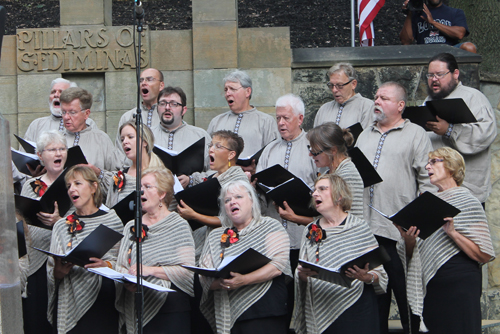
[160, 115, 175, 127]
[373, 107, 386, 123]
[50, 104, 61, 117]
[427, 80, 458, 100]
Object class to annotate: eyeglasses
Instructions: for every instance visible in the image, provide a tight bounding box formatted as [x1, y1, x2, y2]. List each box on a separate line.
[310, 185, 329, 195]
[43, 147, 67, 154]
[426, 158, 444, 166]
[141, 184, 157, 191]
[61, 110, 83, 117]
[208, 142, 232, 151]
[139, 76, 159, 83]
[224, 86, 243, 93]
[307, 145, 324, 157]
[326, 79, 353, 90]
[426, 71, 450, 80]
[158, 100, 183, 108]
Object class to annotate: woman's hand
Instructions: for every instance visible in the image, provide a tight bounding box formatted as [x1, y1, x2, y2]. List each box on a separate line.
[177, 200, 198, 220]
[84, 257, 109, 269]
[278, 201, 314, 226]
[177, 175, 190, 189]
[124, 282, 137, 292]
[345, 263, 376, 284]
[36, 201, 61, 227]
[53, 257, 74, 280]
[442, 217, 457, 237]
[221, 272, 247, 291]
[297, 265, 318, 282]
[394, 224, 419, 256]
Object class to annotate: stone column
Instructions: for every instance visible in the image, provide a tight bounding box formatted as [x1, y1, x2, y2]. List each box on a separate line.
[0, 115, 23, 334]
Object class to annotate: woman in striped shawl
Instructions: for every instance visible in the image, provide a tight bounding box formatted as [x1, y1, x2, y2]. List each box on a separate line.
[397, 147, 495, 333]
[47, 165, 123, 334]
[278, 122, 364, 225]
[294, 173, 387, 334]
[100, 121, 163, 208]
[199, 179, 292, 334]
[115, 167, 195, 334]
[19, 130, 69, 334]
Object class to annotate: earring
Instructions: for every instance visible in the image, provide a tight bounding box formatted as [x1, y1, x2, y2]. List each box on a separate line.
[159, 202, 163, 208]
[228, 160, 231, 167]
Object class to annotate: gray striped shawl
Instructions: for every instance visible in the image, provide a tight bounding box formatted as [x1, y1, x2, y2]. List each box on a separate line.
[294, 213, 388, 334]
[199, 216, 292, 334]
[102, 170, 137, 208]
[192, 166, 250, 265]
[334, 158, 364, 218]
[398, 186, 495, 318]
[47, 209, 123, 334]
[115, 212, 195, 334]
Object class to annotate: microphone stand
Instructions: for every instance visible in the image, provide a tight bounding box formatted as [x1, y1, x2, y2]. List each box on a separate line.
[133, 1, 145, 333]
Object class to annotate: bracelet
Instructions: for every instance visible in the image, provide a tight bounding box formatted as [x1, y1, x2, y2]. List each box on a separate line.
[444, 123, 454, 139]
[105, 261, 112, 269]
[366, 272, 375, 285]
[98, 169, 105, 181]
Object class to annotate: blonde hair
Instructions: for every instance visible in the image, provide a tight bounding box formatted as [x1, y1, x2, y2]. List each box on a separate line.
[119, 121, 164, 168]
[65, 165, 102, 208]
[312, 173, 352, 212]
[142, 167, 174, 206]
[428, 147, 465, 186]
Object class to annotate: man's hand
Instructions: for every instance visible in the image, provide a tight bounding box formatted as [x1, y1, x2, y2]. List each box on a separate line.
[426, 116, 449, 136]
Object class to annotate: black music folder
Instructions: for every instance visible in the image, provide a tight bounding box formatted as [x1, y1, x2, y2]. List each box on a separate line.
[370, 191, 461, 240]
[111, 191, 137, 225]
[174, 177, 221, 217]
[14, 134, 36, 154]
[15, 170, 73, 229]
[33, 224, 123, 267]
[153, 137, 205, 176]
[299, 246, 391, 288]
[183, 248, 271, 279]
[11, 148, 41, 175]
[251, 164, 295, 187]
[237, 144, 267, 167]
[64, 146, 88, 168]
[348, 147, 383, 188]
[259, 178, 318, 217]
[403, 98, 477, 131]
[17, 221, 27, 258]
[347, 122, 363, 146]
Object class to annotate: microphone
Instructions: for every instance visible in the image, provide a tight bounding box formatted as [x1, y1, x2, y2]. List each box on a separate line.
[135, 0, 144, 20]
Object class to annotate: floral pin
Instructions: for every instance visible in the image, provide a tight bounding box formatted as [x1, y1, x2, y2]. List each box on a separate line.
[32, 179, 48, 197]
[66, 214, 85, 248]
[306, 222, 327, 262]
[220, 227, 239, 260]
[128, 224, 149, 265]
[113, 171, 126, 192]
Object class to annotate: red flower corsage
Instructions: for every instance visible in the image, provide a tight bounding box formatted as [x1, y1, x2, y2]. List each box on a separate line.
[66, 214, 85, 248]
[113, 171, 126, 192]
[306, 222, 327, 262]
[220, 227, 239, 260]
[128, 224, 149, 264]
[31, 179, 48, 197]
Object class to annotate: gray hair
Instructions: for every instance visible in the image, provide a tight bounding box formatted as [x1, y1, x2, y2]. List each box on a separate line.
[379, 81, 407, 109]
[36, 130, 67, 153]
[224, 70, 253, 99]
[275, 93, 305, 116]
[327, 63, 357, 81]
[50, 78, 77, 91]
[219, 179, 261, 228]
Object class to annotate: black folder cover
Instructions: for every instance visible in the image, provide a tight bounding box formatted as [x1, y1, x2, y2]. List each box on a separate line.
[403, 98, 477, 131]
[348, 147, 383, 188]
[14, 134, 36, 154]
[11, 149, 41, 175]
[347, 122, 363, 146]
[64, 146, 88, 168]
[17, 221, 27, 258]
[33, 224, 123, 267]
[251, 164, 295, 187]
[153, 138, 205, 176]
[183, 248, 271, 279]
[299, 246, 391, 288]
[261, 178, 318, 217]
[111, 191, 137, 225]
[174, 177, 221, 217]
[370, 191, 461, 239]
[237, 145, 267, 167]
[15, 169, 73, 229]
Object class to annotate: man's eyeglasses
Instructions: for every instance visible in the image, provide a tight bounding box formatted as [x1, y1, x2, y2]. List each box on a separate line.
[307, 145, 324, 157]
[139, 76, 159, 83]
[426, 158, 444, 166]
[158, 100, 183, 108]
[224, 86, 243, 93]
[426, 71, 450, 80]
[61, 110, 82, 117]
[326, 79, 353, 90]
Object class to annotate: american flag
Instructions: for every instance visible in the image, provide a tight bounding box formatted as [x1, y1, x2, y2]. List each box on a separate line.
[358, 0, 385, 46]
